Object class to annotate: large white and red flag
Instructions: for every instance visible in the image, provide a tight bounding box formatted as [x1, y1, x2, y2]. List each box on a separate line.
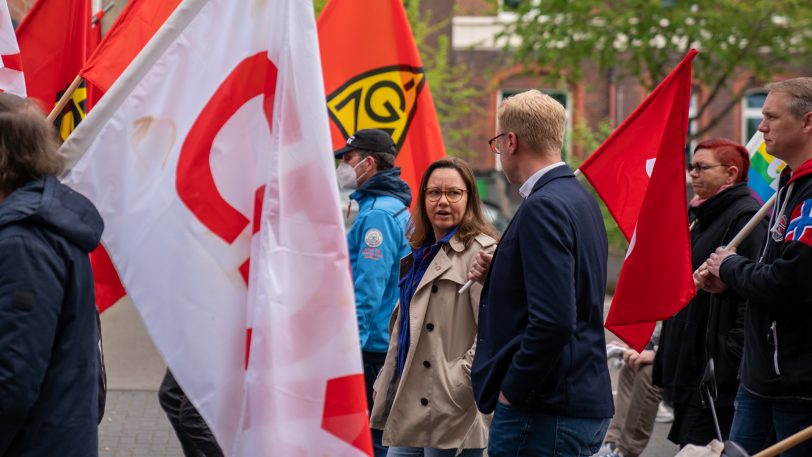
[0, 0, 25, 96]
[579, 50, 698, 351]
[61, 0, 371, 455]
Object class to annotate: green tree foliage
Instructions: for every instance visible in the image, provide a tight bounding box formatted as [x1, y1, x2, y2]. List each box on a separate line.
[314, 0, 480, 157]
[503, 0, 812, 139]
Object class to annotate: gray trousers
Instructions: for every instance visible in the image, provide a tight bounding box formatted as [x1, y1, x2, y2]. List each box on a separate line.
[604, 364, 662, 457]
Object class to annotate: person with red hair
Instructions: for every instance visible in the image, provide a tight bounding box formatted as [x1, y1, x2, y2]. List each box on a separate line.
[653, 139, 766, 448]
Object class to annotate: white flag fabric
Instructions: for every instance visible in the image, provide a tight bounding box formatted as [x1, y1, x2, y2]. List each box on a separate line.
[0, 0, 26, 96]
[61, 0, 371, 455]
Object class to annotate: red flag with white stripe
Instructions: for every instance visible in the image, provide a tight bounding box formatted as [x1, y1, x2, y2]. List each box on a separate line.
[61, 0, 370, 454]
[0, 0, 25, 96]
[580, 50, 698, 351]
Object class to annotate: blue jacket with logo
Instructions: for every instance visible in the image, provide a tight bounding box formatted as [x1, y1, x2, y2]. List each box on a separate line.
[348, 168, 411, 353]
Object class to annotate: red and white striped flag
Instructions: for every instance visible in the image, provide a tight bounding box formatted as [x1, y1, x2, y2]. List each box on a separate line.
[61, 0, 371, 454]
[0, 0, 25, 96]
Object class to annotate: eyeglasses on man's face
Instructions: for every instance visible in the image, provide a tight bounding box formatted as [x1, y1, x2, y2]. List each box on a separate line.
[687, 163, 726, 173]
[488, 133, 508, 154]
[425, 187, 466, 203]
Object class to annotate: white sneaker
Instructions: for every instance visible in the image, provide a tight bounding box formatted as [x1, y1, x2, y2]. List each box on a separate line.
[655, 402, 674, 423]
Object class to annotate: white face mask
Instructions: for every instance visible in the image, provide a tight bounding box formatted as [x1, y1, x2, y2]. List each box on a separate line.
[336, 158, 368, 189]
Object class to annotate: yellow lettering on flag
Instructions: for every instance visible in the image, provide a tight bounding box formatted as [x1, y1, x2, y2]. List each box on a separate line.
[326, 65, 425, 150]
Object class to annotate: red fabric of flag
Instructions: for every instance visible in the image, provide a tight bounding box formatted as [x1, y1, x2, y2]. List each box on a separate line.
[81, 0, 181, 93]
[317, 0, 446, 195]
[580, 50, 698, 351]
[84, 8, 104, 110]
[16, 0, 92, 110]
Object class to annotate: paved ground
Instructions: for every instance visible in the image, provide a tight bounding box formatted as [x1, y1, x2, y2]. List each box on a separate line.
[98, 297, 681, 456]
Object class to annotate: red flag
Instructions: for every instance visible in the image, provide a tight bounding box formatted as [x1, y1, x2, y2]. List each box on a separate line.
[580, 50, 698, 351]
[80, 0, 181, 313]
[16, 0, 92, 111]
[81, 0, 181, 94]
[317, 0, 445, 194]
[84, 7, 104, 110]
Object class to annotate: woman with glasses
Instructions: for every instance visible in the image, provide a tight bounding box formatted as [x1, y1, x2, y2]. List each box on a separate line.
[370, 157, 498, 457]
[652, 139, 767, 448]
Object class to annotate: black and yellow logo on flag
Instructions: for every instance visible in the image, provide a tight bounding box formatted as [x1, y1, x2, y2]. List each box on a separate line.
[326, 65, 426, 151]
[54, 82, 87, 142]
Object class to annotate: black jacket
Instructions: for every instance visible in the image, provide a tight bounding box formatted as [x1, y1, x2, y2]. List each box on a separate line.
[720, 159, 812, 401]
[0, 176, 104, 456]
[472, 165, 613, 417]
[654, 183, 766, 407]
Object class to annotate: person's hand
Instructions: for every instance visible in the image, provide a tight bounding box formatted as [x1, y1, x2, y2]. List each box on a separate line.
[498, 391, 511, 406]
[706, 246, 737, 277]
[468, 249, 494, 284]
[622, 349, 655, 369]
[694, 267, 729, 293]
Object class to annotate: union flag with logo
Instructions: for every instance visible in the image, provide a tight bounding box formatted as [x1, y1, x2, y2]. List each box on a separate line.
[318, 0, 445, 193]
[61, 0, 370, 454]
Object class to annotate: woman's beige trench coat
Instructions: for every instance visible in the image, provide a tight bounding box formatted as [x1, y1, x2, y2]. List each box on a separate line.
[370, 232, 496, 450]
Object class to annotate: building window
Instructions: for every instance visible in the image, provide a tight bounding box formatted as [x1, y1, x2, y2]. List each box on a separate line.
[502, 0, 523, 10]
[742, 90, 768, 144]
[687, 88, 698, 157]
[498, 88, 571, 161]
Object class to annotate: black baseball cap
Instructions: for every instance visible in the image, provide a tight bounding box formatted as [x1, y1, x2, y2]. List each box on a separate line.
[334, 129, 397, 158]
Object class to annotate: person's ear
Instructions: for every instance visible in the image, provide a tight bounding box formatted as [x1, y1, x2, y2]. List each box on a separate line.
[802, 111, 812, 132]
[726, 165, 740, 184]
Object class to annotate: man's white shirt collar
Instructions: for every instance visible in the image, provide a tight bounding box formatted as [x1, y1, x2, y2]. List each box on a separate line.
[519, 162, 567, 199]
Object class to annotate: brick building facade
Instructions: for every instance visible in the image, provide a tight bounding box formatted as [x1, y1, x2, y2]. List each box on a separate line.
[9, 0, 810, 173]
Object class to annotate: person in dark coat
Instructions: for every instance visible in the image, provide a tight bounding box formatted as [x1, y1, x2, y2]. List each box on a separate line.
[469, 89, 613, 457]
[0, 93, 105, 457]
[702, 78, 812, 457]
[653, 139, 766, 447]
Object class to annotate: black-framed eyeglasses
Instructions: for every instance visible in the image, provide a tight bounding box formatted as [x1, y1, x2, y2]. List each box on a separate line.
[425, 187, 466, 203]
[687, 163, 726, 173]
[488, 133, 508, 154]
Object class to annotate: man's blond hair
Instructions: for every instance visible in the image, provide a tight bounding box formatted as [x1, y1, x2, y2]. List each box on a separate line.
[766, 77, 812, 119]
[497, 89, 567, 155]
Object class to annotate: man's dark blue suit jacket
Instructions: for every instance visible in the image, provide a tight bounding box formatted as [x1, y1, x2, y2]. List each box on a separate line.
[471, 164, 614, 418]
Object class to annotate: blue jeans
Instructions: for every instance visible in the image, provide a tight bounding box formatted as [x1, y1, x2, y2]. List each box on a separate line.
[487, 402, 609, 457]
[386, 446, 484, 457]
[730, 386, 812, 457]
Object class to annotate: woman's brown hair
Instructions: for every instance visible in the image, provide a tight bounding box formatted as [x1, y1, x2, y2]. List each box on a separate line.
[408, 157, 498, 248]
[0, 93, 62, 195]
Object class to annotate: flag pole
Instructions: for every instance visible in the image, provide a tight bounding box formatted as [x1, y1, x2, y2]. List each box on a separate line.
[725, 191, 777, 249]
[47, 75, 84, 123]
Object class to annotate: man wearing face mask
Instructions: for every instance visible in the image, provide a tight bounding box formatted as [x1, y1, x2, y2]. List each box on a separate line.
[334, 128, 411, 455]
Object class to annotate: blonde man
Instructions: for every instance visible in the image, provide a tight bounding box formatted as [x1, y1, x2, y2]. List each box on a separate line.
[470, 90, 613, 456]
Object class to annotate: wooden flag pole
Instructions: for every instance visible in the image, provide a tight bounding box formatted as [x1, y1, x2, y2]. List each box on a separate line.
[752, 424, 812, 457]
[726, 191, 777, 250]
[46, 75, 84, 123]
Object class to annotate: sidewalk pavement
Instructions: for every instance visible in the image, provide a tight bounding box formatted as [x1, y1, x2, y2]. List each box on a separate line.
[99, 297, 681, 456]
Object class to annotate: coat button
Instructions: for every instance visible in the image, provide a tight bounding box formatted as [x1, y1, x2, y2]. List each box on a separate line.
[423, 360, 431, 368]
[426, 323, 434, 331]
[420, 398, 429, 406]
[435, 265, 441, 271]
[431, 285, 438, 293]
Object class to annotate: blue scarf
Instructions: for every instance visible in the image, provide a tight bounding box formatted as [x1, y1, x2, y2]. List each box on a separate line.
[396, 227, 458, 376]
